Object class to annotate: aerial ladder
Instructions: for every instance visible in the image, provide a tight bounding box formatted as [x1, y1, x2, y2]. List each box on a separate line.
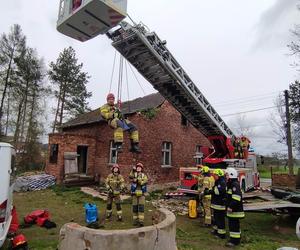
[57, 0, 240, 167]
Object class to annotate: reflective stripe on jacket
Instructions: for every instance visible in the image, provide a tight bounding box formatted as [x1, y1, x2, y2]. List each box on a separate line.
[226, 179, 245, 218]
[211, 176, 226, 210]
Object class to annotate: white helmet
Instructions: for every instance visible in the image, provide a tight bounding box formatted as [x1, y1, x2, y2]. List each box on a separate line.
[226, 167, 238, 179]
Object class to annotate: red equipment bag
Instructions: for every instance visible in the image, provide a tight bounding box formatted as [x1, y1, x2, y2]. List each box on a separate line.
[24, 210, 50, 226]
[9, 206, 19, 233]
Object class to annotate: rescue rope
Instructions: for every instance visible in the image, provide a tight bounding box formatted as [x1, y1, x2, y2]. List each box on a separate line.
[109, 50, 117, 93]
[117, 54, 124, 109]
[125, 60, 131, 113]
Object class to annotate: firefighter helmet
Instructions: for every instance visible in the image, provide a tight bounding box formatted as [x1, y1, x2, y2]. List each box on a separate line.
[106, 93, 115, 101]
[202, 166, 210, 174]
[136, 162, 144, 171]
[111, 164, 120, 173]
[226, 167, 238, 179]
[213, 169, 224, 177]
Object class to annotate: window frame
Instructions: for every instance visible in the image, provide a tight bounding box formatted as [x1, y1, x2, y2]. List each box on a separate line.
[49, 144, 59, 164]
[109, 141, 118, 165]
[161, 141, 172, 168]
[195, 145, 203, 165]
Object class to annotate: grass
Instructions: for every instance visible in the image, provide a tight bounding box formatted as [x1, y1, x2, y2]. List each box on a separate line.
[7, 186, 300, 250]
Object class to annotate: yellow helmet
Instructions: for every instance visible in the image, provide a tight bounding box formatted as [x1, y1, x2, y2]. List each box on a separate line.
[213, 168, 224, 177]
[202, 166, 210, 174]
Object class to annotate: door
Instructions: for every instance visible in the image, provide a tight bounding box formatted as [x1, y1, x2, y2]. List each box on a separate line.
[77, 146, 88, 174]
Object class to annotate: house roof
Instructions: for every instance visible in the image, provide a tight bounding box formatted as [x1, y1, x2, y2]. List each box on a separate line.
[62, 92, 165, 128]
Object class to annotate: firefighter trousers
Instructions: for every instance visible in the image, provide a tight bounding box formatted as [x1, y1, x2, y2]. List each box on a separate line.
[132, 195, 145, 222]
[228, 218, 241, 245]
[203, 197, 212, 225]
[213, 209, 226, 238]
[106, 195, 122, 217]
[109, 118, 139, 143]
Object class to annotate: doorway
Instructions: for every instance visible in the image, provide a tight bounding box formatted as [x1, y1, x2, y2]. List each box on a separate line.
[77, 145, 88, 174]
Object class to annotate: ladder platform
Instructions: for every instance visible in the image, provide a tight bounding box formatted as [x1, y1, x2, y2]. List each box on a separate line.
[57, 0, 127, 42]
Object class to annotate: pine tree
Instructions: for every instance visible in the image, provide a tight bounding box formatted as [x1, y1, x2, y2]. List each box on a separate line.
[48, 46, 91, 132]
[0, 24, 26, 137]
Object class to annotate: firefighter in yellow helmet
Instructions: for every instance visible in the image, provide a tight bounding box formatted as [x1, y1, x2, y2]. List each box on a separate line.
[192, 165, 204, 216]
[201, 166, 215, 226]
[209, 169, 227, 239]
[131, 162, 148, 227]
[100, 93, 141, 153]
[105, 164, 125, 221]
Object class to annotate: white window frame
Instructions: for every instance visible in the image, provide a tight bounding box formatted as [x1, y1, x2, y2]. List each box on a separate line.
[195, 145, 203, 165]
[162, 141, 172, 167]
[109, 141, 118, 165]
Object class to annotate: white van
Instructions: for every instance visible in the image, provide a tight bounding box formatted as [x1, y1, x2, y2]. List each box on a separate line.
[0, 142, 15, 247]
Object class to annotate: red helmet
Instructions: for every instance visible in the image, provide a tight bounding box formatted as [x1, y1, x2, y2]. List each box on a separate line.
[12, 234, 27, 248]
[136, 162, 144, 169]
[111, 164, 120, 173]
[107, 93, 115, 101]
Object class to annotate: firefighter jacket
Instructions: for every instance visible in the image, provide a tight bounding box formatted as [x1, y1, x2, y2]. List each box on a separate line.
[192, 174, 204, 191]
[203, 175, 215, 199]
[226, 179, 245, 218]
[105, 173, 125, 196]
[131, 172, 148, 196]
[210, 176, 227, 210]
[100, 104, 122, 121]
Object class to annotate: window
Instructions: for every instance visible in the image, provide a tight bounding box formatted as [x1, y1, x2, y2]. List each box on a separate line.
[109, 141, 118, 164]
[49, 144, 59, 164]
[181, 115, 188, 126]
[162, 142, 172, 166]
[195, 145, 203, 165]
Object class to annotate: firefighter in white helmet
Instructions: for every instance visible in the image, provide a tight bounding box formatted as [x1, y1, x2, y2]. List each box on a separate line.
[225, 167, 245, 247]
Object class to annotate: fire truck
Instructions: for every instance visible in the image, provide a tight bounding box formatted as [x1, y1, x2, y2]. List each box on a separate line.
[56, 0, 260, 194]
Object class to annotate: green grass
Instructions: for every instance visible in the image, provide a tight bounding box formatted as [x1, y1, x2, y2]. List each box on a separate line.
[7, 186, 300, 250]
[257, 166, 296, 179]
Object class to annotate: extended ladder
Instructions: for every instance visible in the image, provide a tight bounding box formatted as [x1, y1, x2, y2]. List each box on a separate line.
[108, 22, 235, 138]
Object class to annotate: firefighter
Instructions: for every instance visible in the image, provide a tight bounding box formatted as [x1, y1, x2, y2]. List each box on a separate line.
[192, 165, 204, 216]
[100, 93, 141, 153]
[208, 168, 227, 239]
[131, 162, 148, 227]
[225, 167, 245, 247]
[201, 166, 215, 226]
[240, 136, 250, 160]
[105, 164, 125, 221]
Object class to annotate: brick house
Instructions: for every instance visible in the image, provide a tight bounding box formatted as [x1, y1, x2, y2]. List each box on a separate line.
[45, 93, 210, 185]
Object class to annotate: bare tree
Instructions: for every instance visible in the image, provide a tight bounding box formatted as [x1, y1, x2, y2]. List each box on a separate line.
[230, 114, 254, 138]
[269, 93, 287, 144]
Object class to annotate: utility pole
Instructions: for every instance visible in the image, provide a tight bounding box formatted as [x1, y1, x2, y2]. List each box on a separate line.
[284, 90, 294, 175]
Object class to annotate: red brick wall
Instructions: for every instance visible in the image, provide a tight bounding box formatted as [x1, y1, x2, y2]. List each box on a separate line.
[46, 101, 210, 184]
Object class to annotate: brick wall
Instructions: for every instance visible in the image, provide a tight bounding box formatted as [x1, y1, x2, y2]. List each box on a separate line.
[46, 101, 210, 185]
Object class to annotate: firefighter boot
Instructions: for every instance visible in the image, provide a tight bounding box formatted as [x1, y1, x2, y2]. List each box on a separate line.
[117, 215, 123, 222]
[130, 142, 141, 153]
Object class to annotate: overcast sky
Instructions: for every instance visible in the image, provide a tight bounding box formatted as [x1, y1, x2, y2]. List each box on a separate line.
[1, 0, 299, 156]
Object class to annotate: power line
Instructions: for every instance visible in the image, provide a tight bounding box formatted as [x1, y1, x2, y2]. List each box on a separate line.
[213, 91, 282, 106]
[221, 106, 279, 117]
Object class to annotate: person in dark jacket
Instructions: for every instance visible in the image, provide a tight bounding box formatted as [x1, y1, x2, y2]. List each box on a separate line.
[225, 167, 245, 247]
[207, 168, 227, 239]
